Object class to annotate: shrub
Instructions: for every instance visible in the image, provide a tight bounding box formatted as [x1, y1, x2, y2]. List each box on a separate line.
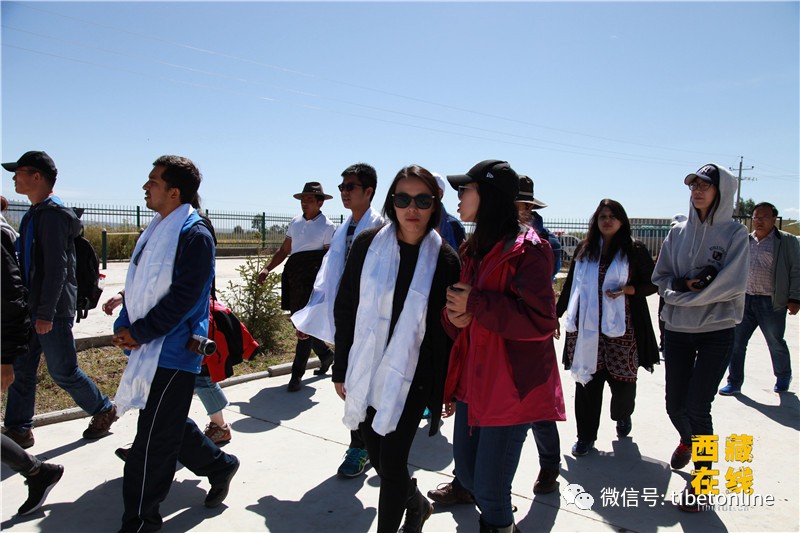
[83, 224, 141, 261]
[220, 254, 293, 354]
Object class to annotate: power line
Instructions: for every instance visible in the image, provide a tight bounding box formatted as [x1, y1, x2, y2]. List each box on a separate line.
[12, 3, 745, 160]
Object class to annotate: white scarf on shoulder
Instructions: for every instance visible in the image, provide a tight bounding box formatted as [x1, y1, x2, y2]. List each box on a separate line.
[115, 204, 193, 416]
[343, 223, 441, 436]
[291, 207, 383, 344]
[564, 242, 629, 385]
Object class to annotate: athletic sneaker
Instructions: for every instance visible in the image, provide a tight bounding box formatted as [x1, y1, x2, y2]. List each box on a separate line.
[337, 447, 369, 478]
[719, 384, 741, 396]
[204, 422, 232, 446]
[670, 443, 692, 470]
[17, 463, 64, 516]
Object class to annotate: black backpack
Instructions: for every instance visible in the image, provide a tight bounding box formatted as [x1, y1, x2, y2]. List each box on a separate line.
[72, 208, 103, 322]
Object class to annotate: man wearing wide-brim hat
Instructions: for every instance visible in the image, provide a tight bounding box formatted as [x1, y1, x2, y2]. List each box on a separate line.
[257, 181, 336, 392]
[514, 175, 562, 279]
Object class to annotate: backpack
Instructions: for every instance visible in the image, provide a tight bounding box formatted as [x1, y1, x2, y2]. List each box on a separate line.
[72, 208, 103, 322]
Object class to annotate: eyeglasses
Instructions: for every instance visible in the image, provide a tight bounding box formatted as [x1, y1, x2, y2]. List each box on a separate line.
[338, 182, 364, 192]
[688, 181, 713, 192]
[458, 185, 477, 199]
[392, 193, 435, 210]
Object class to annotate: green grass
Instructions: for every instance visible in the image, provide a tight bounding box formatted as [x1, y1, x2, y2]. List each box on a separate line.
[2, 318, 296, 416]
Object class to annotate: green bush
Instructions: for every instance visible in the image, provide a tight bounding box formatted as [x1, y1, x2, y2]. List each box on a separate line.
[83, 224, 141, 261]
[220, 254, 293, 354]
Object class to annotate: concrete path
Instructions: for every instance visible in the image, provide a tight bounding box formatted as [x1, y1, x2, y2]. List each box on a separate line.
[1, 260, 798, 532]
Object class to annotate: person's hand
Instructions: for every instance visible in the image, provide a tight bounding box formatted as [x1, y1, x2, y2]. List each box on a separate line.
[442, 401, 455, 418]
[35, 319, 53, 335]
[112, 328, 141, 350]
[445, 283, 472, 315]
[554, 323, 561, 340]
[1, 364, 14, 392]
[446, 309, 473, 328]
[103, 293, 124, 315]
[605, 287, 626, 299]
[296, 329, 310, 340]
[686, 279, 703, 293]
[788, 302, 800, 316]
[257, 268, 270, 285]
[334, 381, 346, 401]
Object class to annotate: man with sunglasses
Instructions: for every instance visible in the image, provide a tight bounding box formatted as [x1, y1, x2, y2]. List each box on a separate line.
[292, 163, 384, 479]
[2, 151, 117, 449]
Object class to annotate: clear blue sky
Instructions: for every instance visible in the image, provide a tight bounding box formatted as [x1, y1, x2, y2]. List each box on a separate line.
[3, 1, 798, 222]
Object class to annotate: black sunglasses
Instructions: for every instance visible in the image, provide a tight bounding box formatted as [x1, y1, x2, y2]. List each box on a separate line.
[338, 182, 364, 192]
[392, 193, 435, 210]
[458, 185, 477, 199]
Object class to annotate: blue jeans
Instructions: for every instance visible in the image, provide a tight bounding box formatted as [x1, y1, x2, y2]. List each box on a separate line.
[531, 421, 561, 470]
[727, 294, 792, 387]
[453, 401, 529, 529]
[5, 316, 111, 431]
[664, 328, 734, 469]
[194, 375, 229, 416]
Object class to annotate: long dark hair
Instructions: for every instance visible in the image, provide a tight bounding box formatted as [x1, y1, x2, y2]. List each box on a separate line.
[575, 198, 632, 262]
[382, 165, 442, 233]
[463, 182, 519, 259]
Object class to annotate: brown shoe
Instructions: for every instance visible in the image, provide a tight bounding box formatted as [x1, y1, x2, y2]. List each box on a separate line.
[533, 468, 560, 494]
[83, 405, 117, 439]
[204, 422, 232, 446]
[426, 482, 474, 506]
[2, 427, 35, 449]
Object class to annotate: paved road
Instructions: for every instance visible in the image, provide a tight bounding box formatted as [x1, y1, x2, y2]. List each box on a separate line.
[1, 259, 798, 532]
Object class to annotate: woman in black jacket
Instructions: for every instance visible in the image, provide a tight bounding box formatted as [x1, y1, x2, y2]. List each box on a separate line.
[332, 166, 460, 533]
[556, 199, 659, 457]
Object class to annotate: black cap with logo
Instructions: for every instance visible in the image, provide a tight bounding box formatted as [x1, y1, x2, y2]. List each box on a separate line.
[447, 159, 519, 203]
[2, 151, 58, 181]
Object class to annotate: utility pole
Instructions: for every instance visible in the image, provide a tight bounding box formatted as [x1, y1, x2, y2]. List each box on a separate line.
[730, 157, 755, 216]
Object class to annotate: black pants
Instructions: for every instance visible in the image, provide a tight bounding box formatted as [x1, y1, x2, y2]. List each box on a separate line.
[121, 367, 237, 533]
[291, 336, 333, 380]
[359, 387, 428, 533]
[574, 367, 636, 442]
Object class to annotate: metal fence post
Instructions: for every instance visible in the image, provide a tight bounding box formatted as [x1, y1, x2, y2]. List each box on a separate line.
[261, 212, 266, 249]
[136, 206, 141, 228]
[101, 229, 107, 270]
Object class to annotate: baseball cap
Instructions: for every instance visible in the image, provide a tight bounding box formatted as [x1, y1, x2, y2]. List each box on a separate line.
[2, 151, 58, 180]
[684, 164, 720, 188]
[447, 160, 519, 202]
[515, 175, 548, 209]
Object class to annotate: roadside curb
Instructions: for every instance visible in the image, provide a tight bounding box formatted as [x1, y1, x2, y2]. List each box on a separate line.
[33, 337, 321, 427]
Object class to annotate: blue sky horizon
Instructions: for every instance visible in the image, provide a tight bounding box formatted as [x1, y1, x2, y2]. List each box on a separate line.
[3, 1, 798, 221]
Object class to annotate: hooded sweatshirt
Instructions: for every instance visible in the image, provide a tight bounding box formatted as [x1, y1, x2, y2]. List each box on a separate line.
[652, 165, 749, 333]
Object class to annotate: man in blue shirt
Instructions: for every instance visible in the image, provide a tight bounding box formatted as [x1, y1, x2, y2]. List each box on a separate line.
[113, 156, 239, 532]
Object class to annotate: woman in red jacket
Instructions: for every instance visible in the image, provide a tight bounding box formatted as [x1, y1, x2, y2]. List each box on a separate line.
[443, 160, 565, 533]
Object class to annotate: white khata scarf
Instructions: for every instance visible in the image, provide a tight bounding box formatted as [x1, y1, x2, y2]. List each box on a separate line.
[564, 240, 629, 385]
[343, 223, 441, 436]
[114, 204, 193, 416]
[291, 207, 384, 344]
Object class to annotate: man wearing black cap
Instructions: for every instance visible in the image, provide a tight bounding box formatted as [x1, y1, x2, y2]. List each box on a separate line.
[2, 151, 117, 448]
[257, 181, 336, 391]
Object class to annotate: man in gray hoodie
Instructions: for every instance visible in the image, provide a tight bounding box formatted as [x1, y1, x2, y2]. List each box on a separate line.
[652, 163, 749, 512]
